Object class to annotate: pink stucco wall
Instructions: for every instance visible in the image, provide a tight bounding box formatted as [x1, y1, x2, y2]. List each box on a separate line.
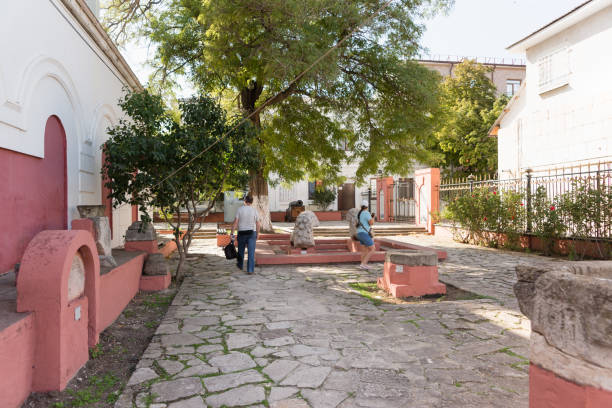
[0, 314, 36, 408]
[0, 116, 67, 273]
[530, 364, 612, 408]
[99, 253, 145, 331]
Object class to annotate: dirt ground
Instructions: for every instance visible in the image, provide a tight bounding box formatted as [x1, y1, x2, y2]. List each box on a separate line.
[23, 288, 177, 408]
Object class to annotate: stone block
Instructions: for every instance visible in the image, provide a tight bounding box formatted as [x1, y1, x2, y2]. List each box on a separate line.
[378, 251, 445, 298]
[346, 208, 359, 238]
[530, 269, 612, 370]
[385, 250, 437, 266]
[77, 205, 106, 218]
[290, 211, 319, 248]
[126, 221, 157, 242]
[143, 254, 169, 276]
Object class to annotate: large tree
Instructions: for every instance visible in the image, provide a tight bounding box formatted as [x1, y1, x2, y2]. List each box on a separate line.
[432, 60, 508, 175]
[103, 0, 452, 231]
[103, 91, 256, 281]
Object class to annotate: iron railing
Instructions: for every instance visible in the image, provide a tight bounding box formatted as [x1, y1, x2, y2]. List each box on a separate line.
[440, 162, 612, 239]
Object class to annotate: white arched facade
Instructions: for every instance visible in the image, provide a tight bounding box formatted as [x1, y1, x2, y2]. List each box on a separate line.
[0, 0, 140, 268]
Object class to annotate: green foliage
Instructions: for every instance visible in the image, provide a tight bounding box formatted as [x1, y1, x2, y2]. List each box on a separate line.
[89, 344, 103, 359]
[557, 180, 612, 259]
[444, 181, 611, 258]
[443, 187, 525, 248]
[106, 0, 453, 187]
[103, 90, 256, 281]
[432, 60, 509, 174]
[531, 187, 566, 255]
[312, 187, 336, 210]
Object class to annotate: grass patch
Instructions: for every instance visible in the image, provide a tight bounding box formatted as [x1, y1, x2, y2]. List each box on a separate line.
[349, 282, 383, 306]
[143, 293, 174, 310]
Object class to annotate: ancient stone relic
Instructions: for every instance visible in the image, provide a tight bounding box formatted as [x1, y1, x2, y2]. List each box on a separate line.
[143, 253, 169, 276]
[346, 208, 359, 239]
[76, 205, 106, 218]
[290, 211, 319, 248]
[514, 260, 612, 398]
[89, 216, 117, 268]
[125, 221, 157, 242]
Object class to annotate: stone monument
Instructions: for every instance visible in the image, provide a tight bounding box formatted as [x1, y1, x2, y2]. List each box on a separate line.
[346, 208, 359, 239]
[290, 211, 319, 248]
[125, 221, 159, 253]
[76, 205, 117, 268]
[514, 261, 612, 407]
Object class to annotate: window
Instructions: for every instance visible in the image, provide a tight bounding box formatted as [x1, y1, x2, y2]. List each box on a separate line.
[308, 180, 322, 200]
[506, 79, 521, 97]
[538, 47, 570, 94]
[308, 181, 316, 200]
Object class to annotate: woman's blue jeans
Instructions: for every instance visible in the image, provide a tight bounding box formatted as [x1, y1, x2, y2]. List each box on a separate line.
[237, 231, 257, 273]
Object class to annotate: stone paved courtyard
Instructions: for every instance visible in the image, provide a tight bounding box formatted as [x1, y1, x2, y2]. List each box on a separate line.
[115, 234, 562, 408]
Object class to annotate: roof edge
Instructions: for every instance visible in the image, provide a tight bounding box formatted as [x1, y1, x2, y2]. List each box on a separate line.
[507, 0, 612, 53]
[59, 0, 143, 91]
[488, 81, 526, 137]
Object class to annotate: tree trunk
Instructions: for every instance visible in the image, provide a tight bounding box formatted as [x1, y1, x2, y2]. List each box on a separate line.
[241, 82, 274, 232]
[250, 168, 274, 233]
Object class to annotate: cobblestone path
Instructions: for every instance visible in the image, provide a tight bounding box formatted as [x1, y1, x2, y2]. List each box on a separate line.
[117, 236, 541, 408]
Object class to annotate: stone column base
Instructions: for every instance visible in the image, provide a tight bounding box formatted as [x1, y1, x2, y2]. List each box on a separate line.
[378, 261, 446, 298]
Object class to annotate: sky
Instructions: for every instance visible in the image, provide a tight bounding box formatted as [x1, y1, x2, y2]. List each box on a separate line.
[123, 0, 589, 87]
[419, 0, 587, 62]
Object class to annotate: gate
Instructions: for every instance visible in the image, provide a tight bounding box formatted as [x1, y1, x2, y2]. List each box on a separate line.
[393, 178, 415, 223]
[337, 183, 355, 211]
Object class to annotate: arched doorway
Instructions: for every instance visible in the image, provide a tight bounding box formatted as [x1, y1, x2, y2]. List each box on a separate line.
[0, 115, 67, 272]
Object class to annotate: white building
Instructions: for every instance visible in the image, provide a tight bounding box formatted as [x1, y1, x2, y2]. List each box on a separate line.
[0, 0, 141, 273]
[493, 0, 612, 178]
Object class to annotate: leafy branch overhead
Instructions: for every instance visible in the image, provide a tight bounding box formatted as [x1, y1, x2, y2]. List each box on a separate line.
[103, 0, 454, 185]
[102, 90, 257, 281]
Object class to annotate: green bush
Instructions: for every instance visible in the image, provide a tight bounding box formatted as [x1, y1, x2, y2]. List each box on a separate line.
[443, 187, 525, 248]
[443, 181, 611, 258]
[312, 187, 336, 210]
[530, 186, 566, 256]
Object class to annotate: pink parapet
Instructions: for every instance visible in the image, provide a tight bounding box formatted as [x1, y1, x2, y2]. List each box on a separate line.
[16, 230, 100, 391]
[377, 250, 446, 298]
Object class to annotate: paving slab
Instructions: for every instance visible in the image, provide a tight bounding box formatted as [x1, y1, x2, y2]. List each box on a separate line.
[118, 235, 532, 407]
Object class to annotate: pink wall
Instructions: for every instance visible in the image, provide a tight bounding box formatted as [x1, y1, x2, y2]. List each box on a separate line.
[99, 253, 145, 331]
[414, 168, 440, 234]
[530, 364, 612, 408]
[0, 314, 36, 408]
[376, 177, 394, 222]
[0, 116, 67, 273]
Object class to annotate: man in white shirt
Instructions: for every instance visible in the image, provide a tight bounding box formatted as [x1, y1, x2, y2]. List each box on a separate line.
[230, 195, 261, 274]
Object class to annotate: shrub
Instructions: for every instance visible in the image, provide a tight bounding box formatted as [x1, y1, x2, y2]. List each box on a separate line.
[312, 187, 336, 210]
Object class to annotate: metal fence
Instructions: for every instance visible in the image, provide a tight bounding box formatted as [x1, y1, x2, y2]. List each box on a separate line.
[360, 178, 415, 223]
[440, 162, 612, 239]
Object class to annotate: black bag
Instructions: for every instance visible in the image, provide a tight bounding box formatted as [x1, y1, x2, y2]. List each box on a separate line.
[224, 241, 237, 260]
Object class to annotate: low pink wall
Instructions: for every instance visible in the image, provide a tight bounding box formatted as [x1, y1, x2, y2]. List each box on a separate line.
[530, 364, 612, 408]
[0, 314, 36, 408]
[99, 253, 145, 331]
[314, 211, 342, 221]
[140, 273, 171, 292]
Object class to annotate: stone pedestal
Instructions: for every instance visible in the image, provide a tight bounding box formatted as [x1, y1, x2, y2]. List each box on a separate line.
[514, 261, 612, 407]
[124, 221, 158, 254]
[378, 250, 446, 298]
[139, 253, 171, 291]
